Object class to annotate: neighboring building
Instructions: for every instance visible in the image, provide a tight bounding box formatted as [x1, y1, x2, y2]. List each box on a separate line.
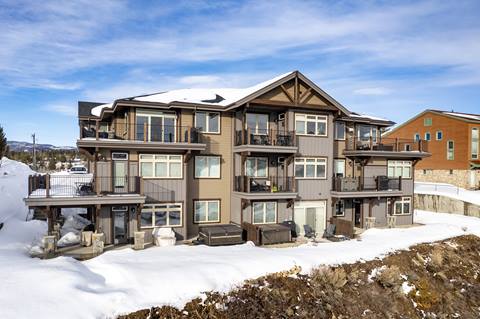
[384, 109, 480, 189]
[24, 71, 429, 246]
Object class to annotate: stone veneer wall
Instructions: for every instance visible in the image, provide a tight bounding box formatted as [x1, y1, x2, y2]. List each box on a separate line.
[414, 194, 480, 217]
[415, 169, 480, 189]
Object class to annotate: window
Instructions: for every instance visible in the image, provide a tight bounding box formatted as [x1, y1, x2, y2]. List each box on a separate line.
[295, 158, 327, 179]
[245, 157, 268, 177]
[472, 128, 479, 160]
[393, 197, 411, 215]
[140, 203, 182, 227]
[334, 200, 345, 217]
[357, 125, 377, 143]
[414, 133, 420, 142]
[334, 122, 345, 140]
[246, 113, 268, 135]
[295, 114, 327, 136]
[139, 154, 182, 178]
[194, 200, 220, 223]
[424, 118, 432, 126]
[405, 144, 411, 151]
[447, 140, 454, 160]
[136, 111, 176, 142]
[388, 160, 412, 178]
[436, 131, 443, 141]
[195, 112, 220, 133]
[252, 202, 276, 224]
[425, 132, 431, 141]
[334, 159, 345, 177]
[195, 156, 220, 178]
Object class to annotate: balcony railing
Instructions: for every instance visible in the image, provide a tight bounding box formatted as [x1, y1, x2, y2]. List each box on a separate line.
[28, 174, 142, 198]
[332, 176, 402, 192]
[235, 129, 296, 147]
[234, 176, 296, 193]
[346, 136, 428, 152]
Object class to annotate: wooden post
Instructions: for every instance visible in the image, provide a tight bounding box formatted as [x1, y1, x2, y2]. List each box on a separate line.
[395, 138, 399, 152]
[247, 128, 251, 145]
[418, 140, 422, 152]
[95, 152, 100, 195]
[143, 122, 147, 142]
[45, 174, 50, 198]
[95, 120, 99, 140]
[139, 177, 144, 196]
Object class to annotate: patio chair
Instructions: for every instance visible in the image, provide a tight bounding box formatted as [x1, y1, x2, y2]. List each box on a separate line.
[303, 225, 316, 239]
[323, 224, 336, 239]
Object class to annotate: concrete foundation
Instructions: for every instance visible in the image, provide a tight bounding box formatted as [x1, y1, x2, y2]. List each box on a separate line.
[414, 194, 480, 217]
[415, 169, 480, 189]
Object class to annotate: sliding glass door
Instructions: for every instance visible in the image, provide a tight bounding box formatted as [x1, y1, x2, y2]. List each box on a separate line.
[136, 110, 177, 142]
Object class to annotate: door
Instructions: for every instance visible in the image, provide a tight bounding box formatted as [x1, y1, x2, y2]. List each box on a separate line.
[470, 170, 477, 188]
[354, 200, 362, 227]
[294, 201, 326, 237]
[113, 206, 128, 244]
[113, 160, 128, 193]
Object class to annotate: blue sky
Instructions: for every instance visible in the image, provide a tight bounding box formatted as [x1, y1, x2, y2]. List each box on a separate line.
[1, 0, 479, 146]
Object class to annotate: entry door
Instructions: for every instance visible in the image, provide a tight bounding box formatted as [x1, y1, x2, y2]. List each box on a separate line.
[113, 206, 128, 244]
[294, 201, 326, 237]
[113, 161, 128, 193]
[354, 201, 362, 227]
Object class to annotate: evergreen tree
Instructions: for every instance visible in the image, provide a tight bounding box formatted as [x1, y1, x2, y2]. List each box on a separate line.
[0, 125, 7, 159]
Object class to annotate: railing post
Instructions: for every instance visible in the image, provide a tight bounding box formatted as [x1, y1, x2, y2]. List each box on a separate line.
[399, 176, 402, 190]
[45, 174, 50, 198]
[139, 177, 144, 196]
[418, 140, 422, 152]
[143, 122, 147, 142]
[247, 128, 251, 145]
[95, 121, 99, 140]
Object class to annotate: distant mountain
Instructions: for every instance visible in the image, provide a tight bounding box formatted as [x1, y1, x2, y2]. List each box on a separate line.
[7, 141, 76, 152]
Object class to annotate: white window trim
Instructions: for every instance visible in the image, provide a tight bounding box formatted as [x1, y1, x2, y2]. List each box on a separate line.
[194, 111, 220, 134]
[139, 154, 183, 179]
[414, 133, 420, 141]
[334, 200, 345, 217]
[295, 113, 328, 137]
[393, 197, 412, 216]
[357, 125, 378, 143]
[436, 130, 443, 141]
[252, 201, 277, 224]
[245, 113, 269, 135]
[472, 128, 478, 160]
[245, 157, 268, 178]
[295, 157, 327, 179]
[136, 110, 177, 142]
[195, 156, 221, 178]
[447, 140, 455, 160]
[387, 160, 412, 179]
[194, 200, 220, 223]
[140, 203, 183, 228]
[334, 122, 346, 140]
[333, 159, 346, 177]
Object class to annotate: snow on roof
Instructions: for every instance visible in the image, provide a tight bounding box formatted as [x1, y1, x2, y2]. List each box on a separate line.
[90, 72, 294, 116]
[349, 112, 392, 122]
[439, 111, 480, 121]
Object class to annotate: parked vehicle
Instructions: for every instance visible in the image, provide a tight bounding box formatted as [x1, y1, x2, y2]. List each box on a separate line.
[69, 166, 87, 174]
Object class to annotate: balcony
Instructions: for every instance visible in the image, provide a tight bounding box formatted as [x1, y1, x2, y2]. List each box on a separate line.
[233, 129, 298, 153]
[344, 136, 429, 158]
[331, 176, 403, 198]
[78, 122, 206, 151]
[233, 176, 297, 200]
[25, 174, 146, 207]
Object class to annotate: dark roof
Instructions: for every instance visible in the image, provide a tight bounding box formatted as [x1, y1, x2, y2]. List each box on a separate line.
[78, 101, 105, 118]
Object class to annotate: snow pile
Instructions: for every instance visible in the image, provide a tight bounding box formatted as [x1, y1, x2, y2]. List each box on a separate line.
[415, 182, 480, 206]
[57, 232, 81, 247]
[61, 214, 91, 236]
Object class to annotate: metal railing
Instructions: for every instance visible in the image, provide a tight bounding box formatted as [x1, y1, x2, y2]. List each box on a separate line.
[234, 176, 296, 193]
[332, 176, 402, 192]
[346, 136, 428, 152]
[235, 129, 296, 147]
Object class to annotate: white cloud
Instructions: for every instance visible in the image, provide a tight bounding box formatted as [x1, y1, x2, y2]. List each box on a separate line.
[45, 104, 77, 116]
[353, 87, 392, 96]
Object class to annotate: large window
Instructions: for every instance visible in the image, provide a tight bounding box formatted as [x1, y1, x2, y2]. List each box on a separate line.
[136, 111, 176, 142]
[447, 140, 455, 160]
[194, 200, 220, 223]
[139, 154, 182, 178]
[472, 128, 479, 160]
[388, 160, 412, 178]
[252, 202, 276, 224]
[334, 159, 345, 177]
[295, 158, 327, 179]
[246, 113, 268, 135]
[334, 200, 345, 217]
[295, 114, 327, 136]
[334, 122, 345, 140]
[195, 156, 220, 178]
[140, 203, 182, 228]
[357, 125, 377, 143]
[393, 197, 411, 215]
[246, 157, 268, 177]
[195, 112, 220, 134]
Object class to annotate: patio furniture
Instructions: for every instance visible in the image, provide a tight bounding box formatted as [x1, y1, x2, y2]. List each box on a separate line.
[281, 220, 297, 238]
[323, 224, 336, 239]
[303, 225, 316, 239]
[242, 222, 292, 245]
[198, 224, 244, 246]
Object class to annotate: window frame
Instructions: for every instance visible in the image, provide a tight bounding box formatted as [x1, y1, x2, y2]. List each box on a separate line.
[334, 121, 346, 140]
[139, 154, 183, 179]
[245, 113, 269, 135]
[194, 111, 221, 134]
[436, 131, 443, 141]
[392, 197, 412, 216]
[424, 118, 432, 126]
[387, 160, 412, 179]
[140, 203, 183, 228]
[357, 125, 378, 143]
[252, 201, 277, 225]
[194, 156, 221, 179]
[472, 128, 479, 160]
[294, 157, 327, 179]
[333, 159, 346, 177]
[295, 113, 328, 137]
[424, 132, 431, 141]
[447, 140, 455, 160]
[414, 133, 420, 142]
[333, 200, 345, 217]
[193, 200, 221, 223]
[245, 157, 269, 178]
[136, 110, 177, 142]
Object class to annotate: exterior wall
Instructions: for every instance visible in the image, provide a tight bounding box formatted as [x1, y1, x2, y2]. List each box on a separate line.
[240, 200, 292, 224]
[415, 169, 480, 189]
[97, 206, 112, 245]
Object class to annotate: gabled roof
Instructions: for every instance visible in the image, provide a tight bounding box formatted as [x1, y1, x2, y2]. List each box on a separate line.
[89, 70, 353, 118]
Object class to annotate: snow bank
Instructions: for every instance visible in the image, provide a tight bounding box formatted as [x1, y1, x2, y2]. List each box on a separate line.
[57, 232, 80, 247]
[1, 210, 480, 319]
[415, 181, 480, 206]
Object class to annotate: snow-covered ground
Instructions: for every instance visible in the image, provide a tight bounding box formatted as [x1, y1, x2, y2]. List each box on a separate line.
[1, 158, 480, 318]
[415, 181, 480, 206]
